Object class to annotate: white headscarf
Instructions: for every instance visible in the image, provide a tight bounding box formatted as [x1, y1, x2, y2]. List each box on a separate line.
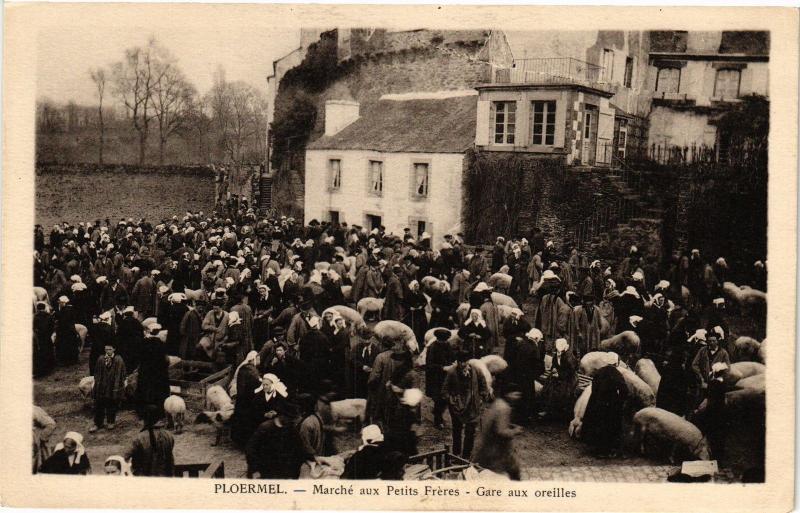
[55, 431, 85, 467]
[464, 309, 486, 327]
[254, 373, 288, 401]
[229, 350, 259, 398]
[360, 424, 384, 450]
[104, 455, 132, 476]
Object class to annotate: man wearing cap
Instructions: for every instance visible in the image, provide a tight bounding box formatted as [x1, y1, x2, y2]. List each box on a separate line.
[491, 237, 506, 273]
[442, 350, 489, 459]
[691, 328, 730, 393]
[90, 341, 127, 433]
[116, 306, 143, 372]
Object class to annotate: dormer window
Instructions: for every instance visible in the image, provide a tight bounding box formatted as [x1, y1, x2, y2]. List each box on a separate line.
[714, 68, 741, 99]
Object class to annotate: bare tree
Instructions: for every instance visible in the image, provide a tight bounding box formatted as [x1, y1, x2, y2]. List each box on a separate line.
[89, 67, 107, 165]
[150, 46, 196, 165]
[220, 81, 267, 165]
[111, 38, 166, 166]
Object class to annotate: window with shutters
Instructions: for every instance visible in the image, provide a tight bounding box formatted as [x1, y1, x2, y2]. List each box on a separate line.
[531, 101, 557, 146]
[412, 162, 429, 198]
[492, 101, 516, 145]
[369, 160, 383, 195]
[624, 57, 633, 88]
[328, 159, 341, 190]
[656, 67, 681, 93]
[714, 69, 741, 99]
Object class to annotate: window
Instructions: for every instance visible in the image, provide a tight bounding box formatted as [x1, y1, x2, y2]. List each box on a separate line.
[714, 69, 741, 99]
[624, 57, 633, 87]
[328, 159, 341, 190]
[602, 49, 615, 82]
[492, 101, 516, 144]
[329, 210, 340, 224]
[656, 67, 680, 93]
[369, 160, 383, 195]
[531, 101, 556, 146]
[413, 163, 429, 197]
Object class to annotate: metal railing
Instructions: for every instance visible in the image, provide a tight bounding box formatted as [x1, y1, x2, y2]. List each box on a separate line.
[497, 58, 606, 88]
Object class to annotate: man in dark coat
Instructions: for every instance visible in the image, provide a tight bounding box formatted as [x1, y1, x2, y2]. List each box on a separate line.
[134, 325, 171, 417]
[117, 306, 144, 373]
[581, 364, 628, 458]
[297, 316, 330, 394]
[425, 329, 454, 429]
[124, 405, 175, 476]
[381, 266, 404, 321]
[442, 351, 489, 459]
[54, 296, 80, 365]
[506, 329, 544, 425]
[33, 302, 55, 378]
[90, 342, 127, 432]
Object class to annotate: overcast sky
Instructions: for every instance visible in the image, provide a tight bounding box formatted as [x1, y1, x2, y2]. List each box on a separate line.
[37, 26, 300, 106]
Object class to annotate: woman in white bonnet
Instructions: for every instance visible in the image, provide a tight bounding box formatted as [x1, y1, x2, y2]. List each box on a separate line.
[538, 338, 578, 420]
[40, 431, 91, 475]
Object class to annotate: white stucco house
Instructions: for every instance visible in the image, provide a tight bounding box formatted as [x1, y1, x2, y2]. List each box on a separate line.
[304, 91, 477, 243]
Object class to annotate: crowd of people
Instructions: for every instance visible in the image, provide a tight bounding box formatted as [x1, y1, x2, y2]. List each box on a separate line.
[31, 204, 767, 478]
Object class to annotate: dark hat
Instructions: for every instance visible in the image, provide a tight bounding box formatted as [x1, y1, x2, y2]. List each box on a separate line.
[272, 326, 286, 337]
[433, 328, 451, 341]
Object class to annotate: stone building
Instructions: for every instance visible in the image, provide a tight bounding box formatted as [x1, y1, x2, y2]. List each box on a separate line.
[645, 30, 769, 156]
[304, 91, 477, 242]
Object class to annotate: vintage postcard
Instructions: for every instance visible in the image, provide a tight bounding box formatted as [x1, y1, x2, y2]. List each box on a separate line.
[1, 4, 796, 512]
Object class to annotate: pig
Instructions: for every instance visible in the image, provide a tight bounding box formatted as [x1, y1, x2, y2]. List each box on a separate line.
[164, 395, 187, 434]
[633, 407, 711, 461]
[735, 373, 766, 393]
[495, 304, 516, 324]
[634, 358, 661, 396]
[75, 324, 88, 350]
[724, 361, 766, 387]
[356, 297, 384, 321]
[722, 281, 767, 314]
[420, 276, 444, 294]
[142, 317, 158, 328]
[599, 331, 641, 357]
[323, 305, 366, 329]
[490, 292, 518, 309]
[568, 385, 592, 439]
[579, 351, 628, 377]
[618, 367, 656, 410]
[314, 261, 331, 271]
[197, 385, 235, 446]
[443, 357, 505, 396]
[487, 272, 512, 292]
[330, 398, 367, 430]
[732, 336, 761, 362]
[373, 320, 418, 353]
[480, 354, 508, 375]
[184, 288, 207, 302]
[78, 376, 95, 400]
[725, 387, 765, 412]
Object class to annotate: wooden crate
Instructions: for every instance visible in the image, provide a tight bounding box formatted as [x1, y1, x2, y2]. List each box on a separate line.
[408, 446, 482, 480]
[169, 360, 231, 410]
[174, 460, 225, 478]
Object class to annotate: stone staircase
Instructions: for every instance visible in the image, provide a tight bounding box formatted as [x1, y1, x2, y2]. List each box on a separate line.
[565, 161, 667, 260]
[257, 173, 273, 215]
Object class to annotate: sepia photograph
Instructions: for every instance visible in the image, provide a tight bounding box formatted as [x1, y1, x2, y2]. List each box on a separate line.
[2, 4, 797, 511]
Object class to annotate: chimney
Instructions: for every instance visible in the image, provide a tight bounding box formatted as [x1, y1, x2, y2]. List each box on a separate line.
[324, 100, 360, 137]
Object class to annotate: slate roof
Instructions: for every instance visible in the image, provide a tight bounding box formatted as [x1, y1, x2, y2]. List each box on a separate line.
[307, 95, 477, 154]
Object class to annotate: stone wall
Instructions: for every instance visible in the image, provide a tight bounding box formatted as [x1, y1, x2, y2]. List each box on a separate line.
[36, 164, 215, 230]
